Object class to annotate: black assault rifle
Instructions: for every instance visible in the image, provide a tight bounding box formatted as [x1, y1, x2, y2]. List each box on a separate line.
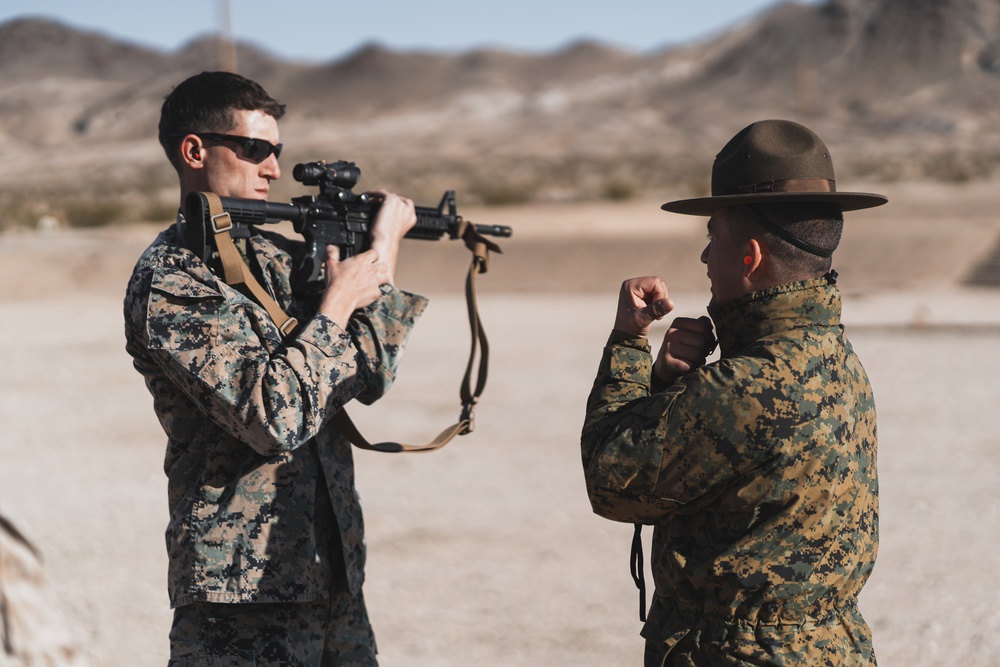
[182, 160, 511, 453]
[183, 159, 511, 290]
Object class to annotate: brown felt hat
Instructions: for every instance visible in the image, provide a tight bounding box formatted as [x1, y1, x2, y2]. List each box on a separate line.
[661, 119, 888, 216]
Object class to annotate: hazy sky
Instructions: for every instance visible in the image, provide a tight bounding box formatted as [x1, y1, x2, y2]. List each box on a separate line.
[0, 0, 820, 62]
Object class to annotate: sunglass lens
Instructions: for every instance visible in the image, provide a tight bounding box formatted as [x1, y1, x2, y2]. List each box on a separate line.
[245, 139, 280, 163]
[244, 139, 264, 162]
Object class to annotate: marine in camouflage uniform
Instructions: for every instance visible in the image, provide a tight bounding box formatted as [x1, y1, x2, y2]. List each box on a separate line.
[581, 120, 887, 666]
[124, 221, 426, 664]
[125, 71, 426, 665]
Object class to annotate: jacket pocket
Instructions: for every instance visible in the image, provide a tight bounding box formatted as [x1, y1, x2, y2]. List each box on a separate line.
[147, 268, 223, 351]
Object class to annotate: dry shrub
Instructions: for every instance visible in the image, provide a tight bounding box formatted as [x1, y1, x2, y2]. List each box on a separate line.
[0, 192, 62, 231]
[920, 149, 1000, 184]
[140, 199, 179, 224]
[62, 199, 123, 228]
[601, 179, 635, 201]
[469, 181, 537, 206]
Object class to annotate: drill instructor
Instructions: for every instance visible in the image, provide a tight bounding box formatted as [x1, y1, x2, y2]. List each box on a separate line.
[582, 119, 886, 666]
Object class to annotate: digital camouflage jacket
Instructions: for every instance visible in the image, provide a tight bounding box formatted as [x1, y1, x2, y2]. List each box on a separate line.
[582, 279, 878, 666]
[124, 222, 427, 608]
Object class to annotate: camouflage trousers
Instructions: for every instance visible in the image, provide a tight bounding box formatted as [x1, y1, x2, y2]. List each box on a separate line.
[167, 591, 376, 667]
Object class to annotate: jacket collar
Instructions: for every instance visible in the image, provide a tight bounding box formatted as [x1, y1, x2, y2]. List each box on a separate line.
[707, 278, 842, 357]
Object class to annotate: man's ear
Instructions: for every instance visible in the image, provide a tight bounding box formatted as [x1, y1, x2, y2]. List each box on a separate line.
[179, 134, 204, 169]
[744, 238, 764, 277]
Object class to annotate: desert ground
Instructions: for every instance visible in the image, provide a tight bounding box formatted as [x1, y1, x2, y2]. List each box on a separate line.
[2, 180, 1000, 666]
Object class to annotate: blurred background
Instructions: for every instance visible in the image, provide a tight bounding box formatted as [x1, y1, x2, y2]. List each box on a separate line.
[1, 1, 999, 665]
[0, 0, 996, 234]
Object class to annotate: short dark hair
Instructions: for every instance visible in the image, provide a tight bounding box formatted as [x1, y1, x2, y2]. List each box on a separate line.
[732, 203, 844, 278]
[158, 71, 286, 171]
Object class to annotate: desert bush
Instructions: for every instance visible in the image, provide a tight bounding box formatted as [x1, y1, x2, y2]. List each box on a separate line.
[470, 181, 537, 206]
[63, 199, 123, 228]
[844, 154, 907, 183]
[843, 146, 1000, 185]
[920, 149, 1000, 183]
[601, 179, 635, 201]
[0, 192, 61, 231]
[141, 199, 179, 224]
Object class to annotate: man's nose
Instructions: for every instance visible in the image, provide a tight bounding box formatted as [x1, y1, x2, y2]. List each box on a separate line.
[264, 155, 281, 180]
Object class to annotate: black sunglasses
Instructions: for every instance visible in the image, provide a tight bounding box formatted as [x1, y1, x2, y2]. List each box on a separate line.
[193, 132, 283, 163]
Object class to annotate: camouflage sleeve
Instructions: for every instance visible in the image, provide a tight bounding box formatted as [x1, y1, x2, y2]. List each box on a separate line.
[140, 267, 427, 456]
[582, 331, 773, 524]
[348, 284, 428, 405]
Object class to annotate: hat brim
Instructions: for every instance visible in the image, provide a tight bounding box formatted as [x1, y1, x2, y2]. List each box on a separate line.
[660, 191, 888, 216]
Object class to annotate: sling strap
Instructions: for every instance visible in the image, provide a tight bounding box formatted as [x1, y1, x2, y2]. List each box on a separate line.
[333, 219, 498, 453]
[204, 193, 299, 336]
[199, 192, 499, 453]
[631, 523, 648, 622]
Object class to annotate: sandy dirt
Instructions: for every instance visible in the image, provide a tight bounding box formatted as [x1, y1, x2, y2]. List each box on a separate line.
[2, 187, 1000, 666]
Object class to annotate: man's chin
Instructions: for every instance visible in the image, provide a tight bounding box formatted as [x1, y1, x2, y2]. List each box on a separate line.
[223, 189, 268, 200]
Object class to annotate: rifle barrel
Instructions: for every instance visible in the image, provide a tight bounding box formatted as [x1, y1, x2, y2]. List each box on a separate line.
[214, 196, 511, 239]
[474, 224, 512, 238]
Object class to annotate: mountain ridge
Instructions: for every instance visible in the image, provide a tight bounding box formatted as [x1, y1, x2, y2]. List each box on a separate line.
[1, 1, 998, 227]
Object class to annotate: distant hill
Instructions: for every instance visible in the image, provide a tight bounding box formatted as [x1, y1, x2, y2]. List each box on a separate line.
[1, 0, 999, 227]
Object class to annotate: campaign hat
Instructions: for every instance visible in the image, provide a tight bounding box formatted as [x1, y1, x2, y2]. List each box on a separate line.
[661, 119, 888, 215]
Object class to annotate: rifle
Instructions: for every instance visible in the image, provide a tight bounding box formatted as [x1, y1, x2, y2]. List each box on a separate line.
[183, 159, 511, 290]
[182, 160, 511, 454]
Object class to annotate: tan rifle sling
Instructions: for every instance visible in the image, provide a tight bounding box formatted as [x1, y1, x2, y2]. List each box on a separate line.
[205, 193, 300, 336]
[201, 192, 497, 453]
